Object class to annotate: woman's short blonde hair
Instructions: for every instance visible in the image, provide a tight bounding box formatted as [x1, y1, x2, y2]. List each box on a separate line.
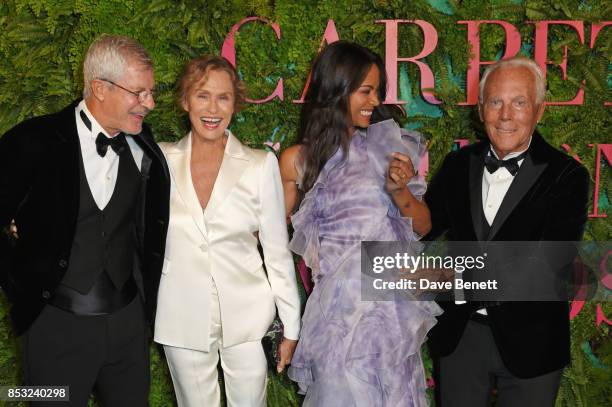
[177, 55, 246, 112]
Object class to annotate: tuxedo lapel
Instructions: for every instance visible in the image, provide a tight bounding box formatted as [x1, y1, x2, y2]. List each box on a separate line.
[469, 145, 487, 241]
[132, 127, 169, 181]
[204, 131, 249, 222]
[487, 137, 548, 240]
[53, 101, 82, 229]
[165, 134, 207, 237]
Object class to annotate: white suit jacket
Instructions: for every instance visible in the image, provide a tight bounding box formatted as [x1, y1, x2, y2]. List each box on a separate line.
[154, 130, 300, 351]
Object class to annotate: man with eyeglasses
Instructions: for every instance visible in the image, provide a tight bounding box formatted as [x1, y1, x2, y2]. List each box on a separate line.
[0, 34, 169, 406]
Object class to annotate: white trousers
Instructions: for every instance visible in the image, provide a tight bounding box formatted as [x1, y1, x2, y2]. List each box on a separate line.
[164, 279, 268, 407]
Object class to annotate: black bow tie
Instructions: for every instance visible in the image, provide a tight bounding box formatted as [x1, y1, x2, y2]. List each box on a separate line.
[80, 109, 128, 157]
[95, 133, 127, 157]
[484, 150, 527, 176]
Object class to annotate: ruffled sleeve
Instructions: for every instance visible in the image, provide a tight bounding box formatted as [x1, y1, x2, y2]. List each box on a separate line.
[365, 119, 428, 240]
[365, 119, 428, 199]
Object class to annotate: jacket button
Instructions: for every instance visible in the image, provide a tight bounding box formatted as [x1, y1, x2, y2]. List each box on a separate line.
[42, 290, 51, 299]
[199, 243, 207, 252]
[58, 259, 68, 268]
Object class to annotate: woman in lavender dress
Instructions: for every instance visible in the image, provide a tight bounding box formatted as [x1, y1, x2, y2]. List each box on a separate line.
[279, 41, 442, 406]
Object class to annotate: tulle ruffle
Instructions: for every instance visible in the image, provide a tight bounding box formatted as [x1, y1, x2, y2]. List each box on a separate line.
[289, 176, 325, 280]
[365, 119, 428, 200]
[287, 120, 441, 406]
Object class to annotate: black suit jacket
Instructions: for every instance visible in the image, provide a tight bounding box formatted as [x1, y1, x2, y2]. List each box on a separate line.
[424, 133, 589, 378]
[0, 100, 170, 335]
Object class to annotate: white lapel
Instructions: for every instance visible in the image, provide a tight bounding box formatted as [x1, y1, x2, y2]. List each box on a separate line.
[165, 132, 207, 237]
[204, 130, 250, 222]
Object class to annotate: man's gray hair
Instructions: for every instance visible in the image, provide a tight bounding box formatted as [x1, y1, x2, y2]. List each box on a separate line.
[479, 57, 546, 105]
[83, 34, 153, 98]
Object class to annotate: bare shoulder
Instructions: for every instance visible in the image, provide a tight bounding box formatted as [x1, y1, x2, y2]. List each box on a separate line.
[279, 144, 303, 181]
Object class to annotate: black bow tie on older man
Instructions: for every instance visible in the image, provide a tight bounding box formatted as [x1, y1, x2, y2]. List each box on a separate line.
[95, 133, 127, 157]
[484, 150, 528, 176]
[80, 109, 128, 157]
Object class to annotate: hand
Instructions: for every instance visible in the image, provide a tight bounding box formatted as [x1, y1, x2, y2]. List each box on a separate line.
[276, 337, 298, 373]
[9, 220, 18, 239]
[386, 152, 415, 195]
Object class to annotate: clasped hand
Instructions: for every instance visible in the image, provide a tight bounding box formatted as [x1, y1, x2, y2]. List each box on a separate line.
[385, 152, 415, 195]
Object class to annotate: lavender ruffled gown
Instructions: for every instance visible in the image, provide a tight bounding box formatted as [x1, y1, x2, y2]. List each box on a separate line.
[287, 120, 442, 407]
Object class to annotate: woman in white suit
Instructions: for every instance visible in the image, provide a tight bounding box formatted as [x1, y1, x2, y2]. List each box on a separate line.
[154, 55, 301, 407]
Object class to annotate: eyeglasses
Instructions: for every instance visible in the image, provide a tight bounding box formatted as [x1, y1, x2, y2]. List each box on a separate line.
[99, 78, 155, 103]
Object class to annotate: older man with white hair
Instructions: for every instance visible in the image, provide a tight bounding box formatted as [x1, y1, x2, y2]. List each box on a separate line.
[0, 35, 169, 406]
[425, 57, 589, 406]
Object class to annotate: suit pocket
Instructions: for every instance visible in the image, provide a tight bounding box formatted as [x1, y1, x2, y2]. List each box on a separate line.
[161, 257, 171, 275]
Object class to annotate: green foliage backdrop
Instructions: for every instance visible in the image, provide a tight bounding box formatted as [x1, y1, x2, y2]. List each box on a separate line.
[0, 0, 609, 406]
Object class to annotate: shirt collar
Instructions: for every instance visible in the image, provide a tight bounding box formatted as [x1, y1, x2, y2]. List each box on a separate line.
[489, 136, 532, 160]
[77, 100, 113, 139]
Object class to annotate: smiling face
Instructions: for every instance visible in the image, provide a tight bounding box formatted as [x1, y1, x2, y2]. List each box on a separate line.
[479, 65, 545, 159]
[183, 69, 235, 142]
[348, 64, 381, 132]
[93, 61, 155, 135]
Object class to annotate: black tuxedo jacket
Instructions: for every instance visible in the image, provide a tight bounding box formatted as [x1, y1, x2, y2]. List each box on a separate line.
[0, 100, 170, 335]
[424, 133, 589, 378]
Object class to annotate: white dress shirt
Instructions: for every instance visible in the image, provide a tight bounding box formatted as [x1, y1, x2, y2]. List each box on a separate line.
[481, 141, 530, 226]
[75, 100, 144, 209]
[456, 138, 531, 312]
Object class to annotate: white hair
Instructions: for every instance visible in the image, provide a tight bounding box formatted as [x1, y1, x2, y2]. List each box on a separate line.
[82, 34, 153, 98]
[479, 57, 546, 105]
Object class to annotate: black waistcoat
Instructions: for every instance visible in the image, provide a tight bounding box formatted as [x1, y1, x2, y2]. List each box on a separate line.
[478, 203, 491, 240]
[62, 145, 141, 294]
